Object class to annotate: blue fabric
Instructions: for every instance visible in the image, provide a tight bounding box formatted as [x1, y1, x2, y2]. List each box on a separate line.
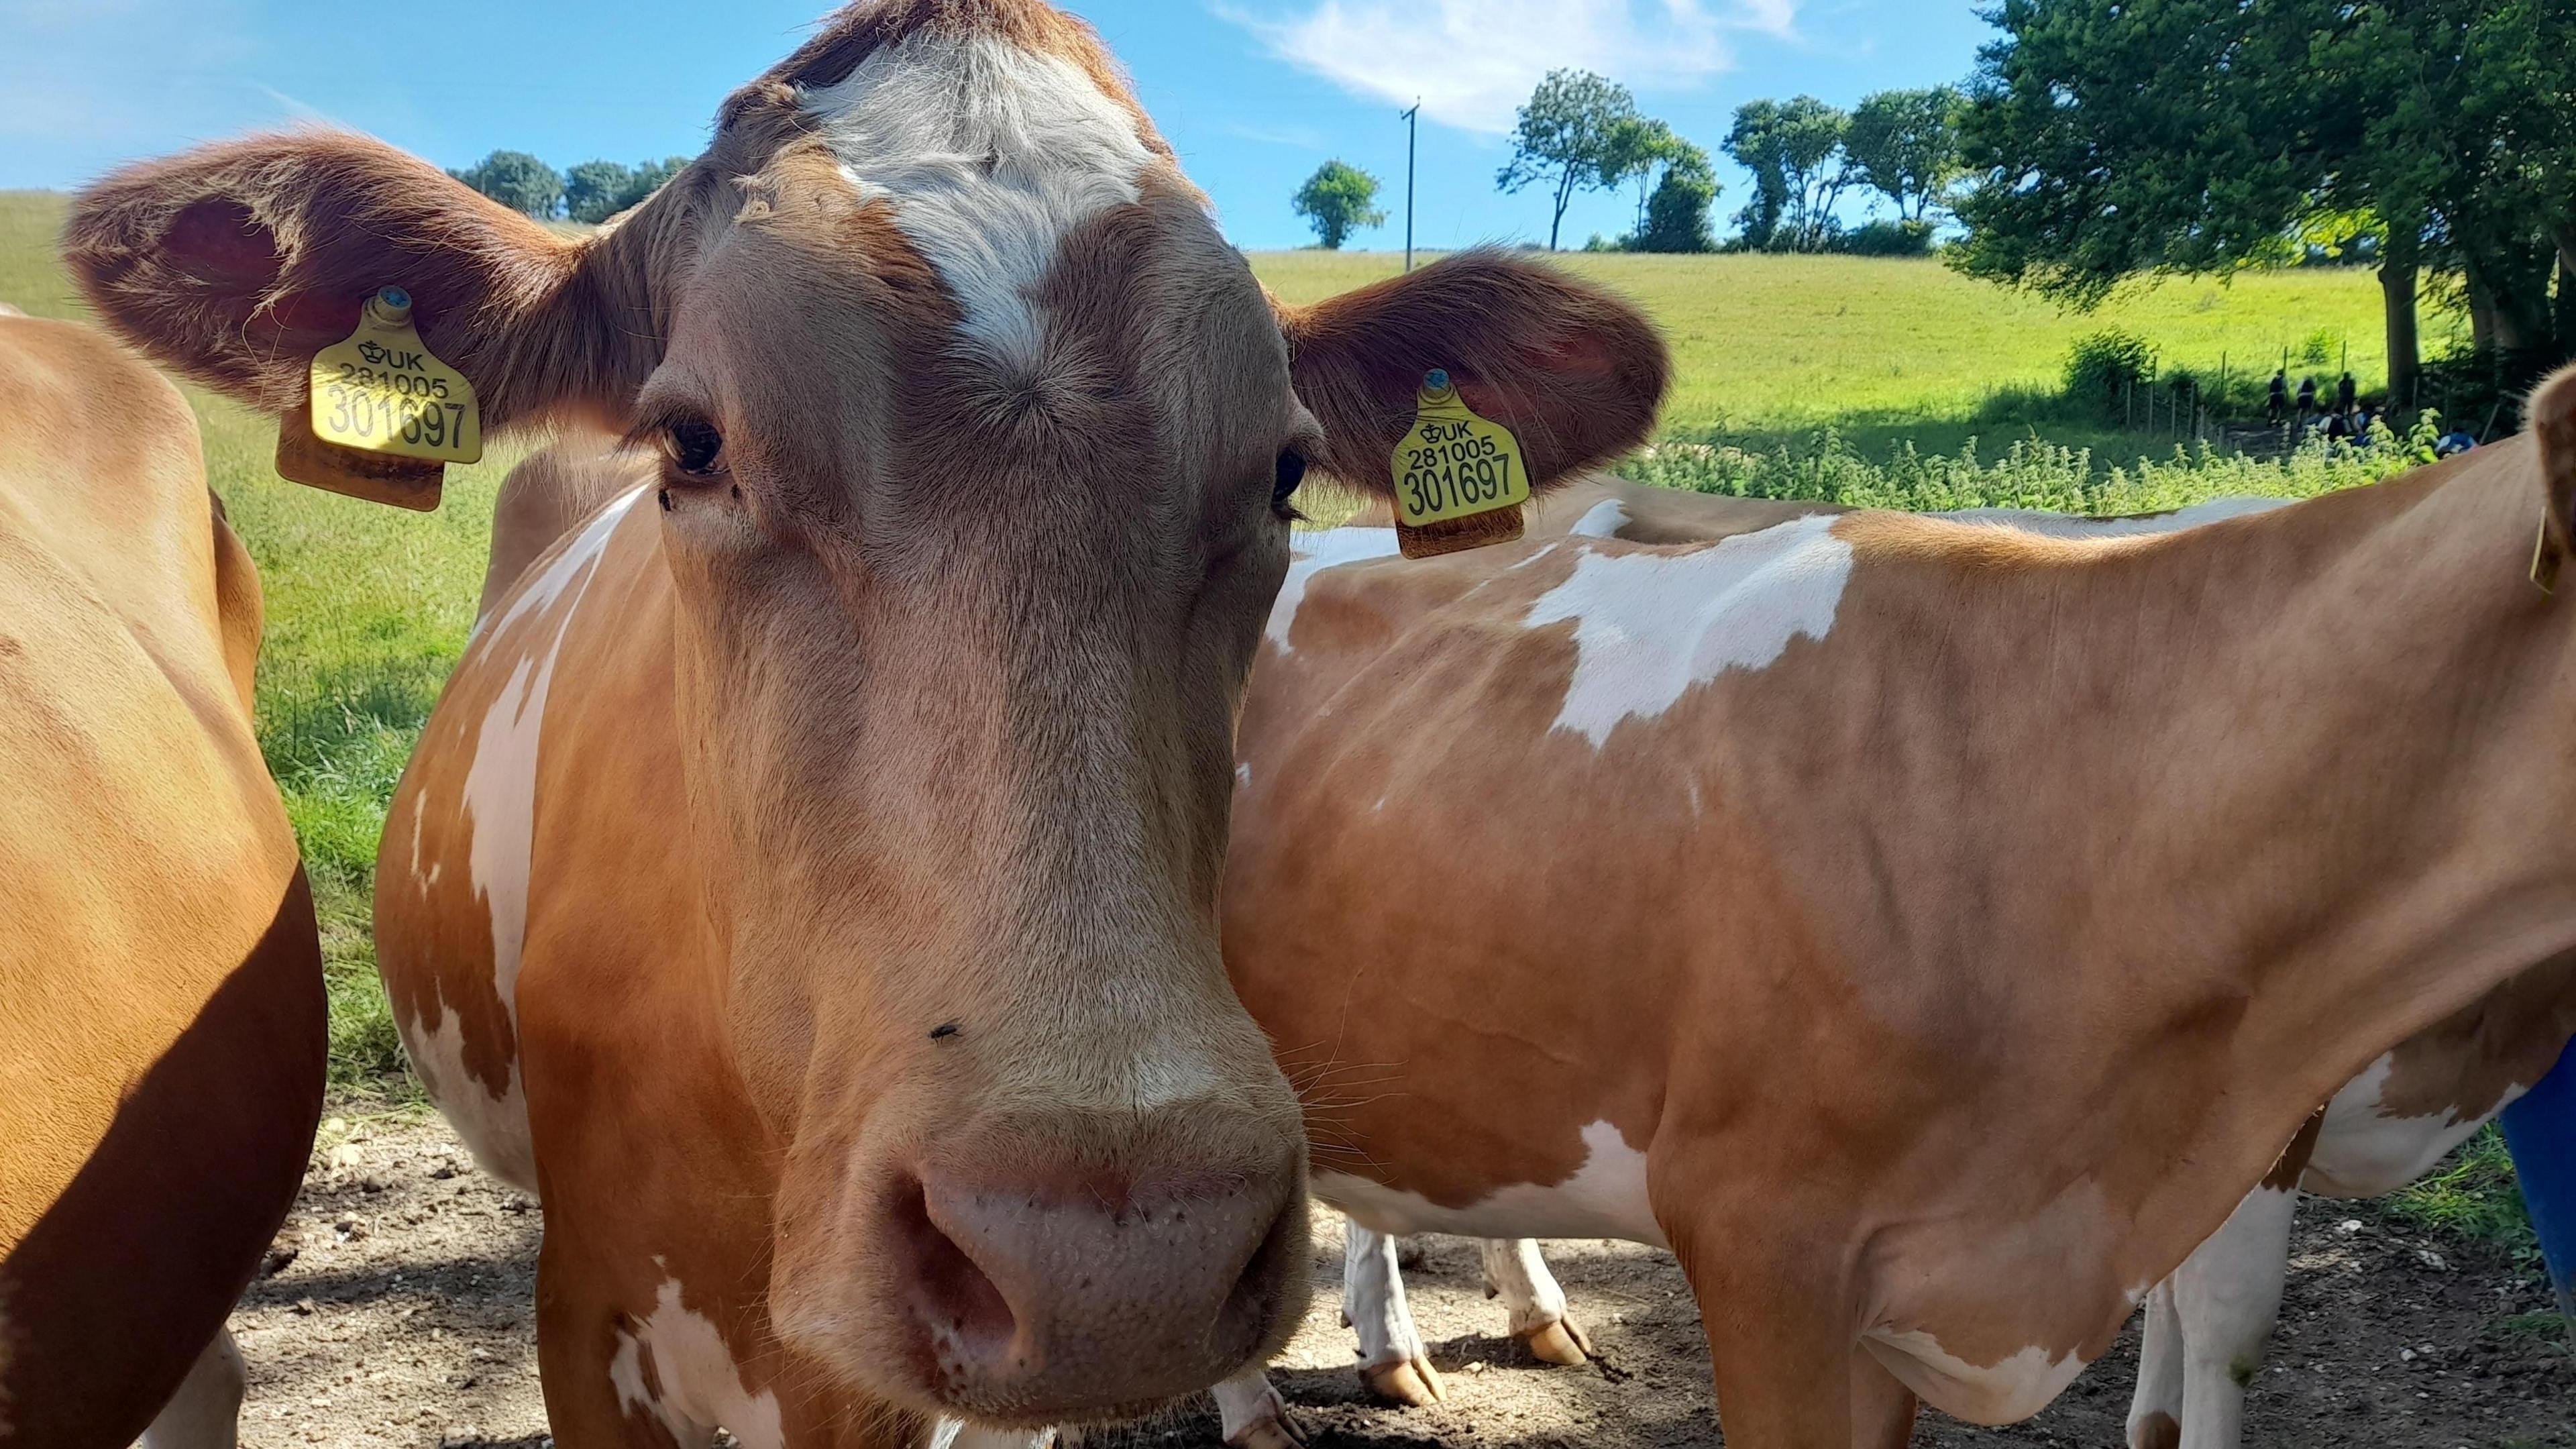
[2500, 1038, 2576, 1322]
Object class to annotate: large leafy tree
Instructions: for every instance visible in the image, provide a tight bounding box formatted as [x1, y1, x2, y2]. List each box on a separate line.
[447, 151, 564, 219]
[1953, 0, 2576, 409]
[1599, 116, 1682, 235]
[1498, 70, 1640, 250]
[1724, 97, 1852, 252]
[1291, 160, 1387, 250]
[1844, 87, 1964, 221]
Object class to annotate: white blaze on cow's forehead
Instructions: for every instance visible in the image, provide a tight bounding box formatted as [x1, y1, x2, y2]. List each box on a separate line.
[608, 1269, 787, 1449]
[1315, 1119, 1664, 1246]
[1936, 496, 2293, 539]
[802, 30, 1156, 370]
[1523, 516, 1852, 749]
[1267, 526, 1402, 655]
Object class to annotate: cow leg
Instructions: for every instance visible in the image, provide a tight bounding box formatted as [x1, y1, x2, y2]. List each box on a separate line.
[1683, 1238, 1856, 1448]
[1211, 1366, 1307, 1449]
[2125, 1281, 2186, 1449]
[136, 1326, 245, 1449]
[533, 1237, 710, 1449]
[1342, 1226, 1445, 1405]
[1477, 1238, 1592, 1365]
[2165, 1181, 2300, 1449]
[926, 1421, 1059, 1448]
[1847, 1351, 1919, 1449]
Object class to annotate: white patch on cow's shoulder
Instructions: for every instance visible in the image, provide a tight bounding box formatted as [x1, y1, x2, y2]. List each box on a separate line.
[2305, 1053, 2524, 1197]
[402, 485, 643, 1195]
[1935, 496, 2292, 539]
[802, 31, 1154, 370]
[1566, 498, 1629, 537]
[1862, 1332, 2084, 1426]
[1267, 527, 1402, 655]
[608, 1271, 786, 1449]
[1316, 1119, 1664, 1246]
[1522, 517, 1851, 747]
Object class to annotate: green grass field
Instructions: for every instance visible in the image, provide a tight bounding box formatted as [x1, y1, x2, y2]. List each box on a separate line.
[0, 189, 2548, 1287]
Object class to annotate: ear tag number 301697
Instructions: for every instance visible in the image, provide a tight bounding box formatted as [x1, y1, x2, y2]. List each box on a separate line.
[309, 287, 482, 464]
[1391, 368, 1529, 559]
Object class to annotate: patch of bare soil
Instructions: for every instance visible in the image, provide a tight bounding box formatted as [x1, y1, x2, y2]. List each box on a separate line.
[231, 1112, 2572, 1448]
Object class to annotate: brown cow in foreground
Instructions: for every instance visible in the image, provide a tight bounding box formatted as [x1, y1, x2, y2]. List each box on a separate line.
[63, 1, 1669, 1442]
[0, 312, 325, 1446]
[1216, 384, 2576, 1447]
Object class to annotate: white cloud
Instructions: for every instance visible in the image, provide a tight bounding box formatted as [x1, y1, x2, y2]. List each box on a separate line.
[1222, 0, 1798, 135]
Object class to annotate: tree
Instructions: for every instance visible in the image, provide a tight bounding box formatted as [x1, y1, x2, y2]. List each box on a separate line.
[1291, 160, 1387, 250]
[1844, 87, 1964, 221]
[1634, 144, 1721, 253]
[1599, 116, 1682, 235]
[1723, 97, 1852, 252]
[447, 151, 564, 219]
[1498, 70, 1640, 250]
[564, 156, 690, 224]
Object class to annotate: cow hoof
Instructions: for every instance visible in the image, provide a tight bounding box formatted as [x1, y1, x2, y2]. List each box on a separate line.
[1226, 1411, 1309, 1449]
[1362, 1354, 1446, 1407]
[1520, 1317, 1593, 1366]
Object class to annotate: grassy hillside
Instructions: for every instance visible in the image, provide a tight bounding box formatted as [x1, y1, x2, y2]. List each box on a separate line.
[1258, 248, 2463, 459]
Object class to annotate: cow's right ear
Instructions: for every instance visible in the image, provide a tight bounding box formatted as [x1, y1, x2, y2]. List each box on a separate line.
[64, 132, 678, 435]
[1275, 248, 1670, 498]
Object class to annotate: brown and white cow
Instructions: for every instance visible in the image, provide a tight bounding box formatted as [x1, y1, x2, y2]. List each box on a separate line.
[1220, 478, 2576, 1448]
[1214, 378, 2576, 1447]
[0, 311, 325, 1447]
[62, 3, 1668, 1442]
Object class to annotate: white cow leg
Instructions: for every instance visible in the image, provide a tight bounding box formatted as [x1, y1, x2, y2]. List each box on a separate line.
[1342, 1226, 1445, 1406]
[1212, 1364, 1307, 1448]
[1477, 1238, 1592, 1366]
[2169, 1183, 2301, 1449]
[2125, 1279, 2186, 1449]
[138, 1326, 245, 1449]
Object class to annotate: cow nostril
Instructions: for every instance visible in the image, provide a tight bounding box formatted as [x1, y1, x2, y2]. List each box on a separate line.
[889, 1173, 1016, 1365]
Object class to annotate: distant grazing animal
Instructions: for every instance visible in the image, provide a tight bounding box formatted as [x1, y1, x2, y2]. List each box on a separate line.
[1210, 388, 2576, 1448]
[0, 311, 324, 1447]
[60, 1, 1669, 1441]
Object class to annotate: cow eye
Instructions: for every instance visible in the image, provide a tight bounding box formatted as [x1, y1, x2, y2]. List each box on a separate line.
[662, 418, 727, 478]
[1272, 449, 1307, 513]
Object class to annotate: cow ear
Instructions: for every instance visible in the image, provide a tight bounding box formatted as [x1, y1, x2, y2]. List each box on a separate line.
[1277, 249, 1669, 498]
[63, 131, 679, 435]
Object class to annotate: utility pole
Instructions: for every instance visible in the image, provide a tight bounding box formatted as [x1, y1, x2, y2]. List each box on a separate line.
[1401, 99, 1420, 272]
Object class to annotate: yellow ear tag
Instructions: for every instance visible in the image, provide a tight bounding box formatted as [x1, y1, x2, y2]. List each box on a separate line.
[275, 286, 475, 511]
[1391, 368, 1529, 559]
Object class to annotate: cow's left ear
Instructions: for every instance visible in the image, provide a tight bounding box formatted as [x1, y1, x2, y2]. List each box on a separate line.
[1277, 249, 1669, 496]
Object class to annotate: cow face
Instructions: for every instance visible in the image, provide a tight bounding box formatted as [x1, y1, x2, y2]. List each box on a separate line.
[65, 0, 1666, 1426]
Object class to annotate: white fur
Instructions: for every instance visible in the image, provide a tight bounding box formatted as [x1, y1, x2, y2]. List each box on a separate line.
[1212, 1366, 1293, 1446]
[2126, 1184, 2299, 1449]
[1564, 498, 1629, 537]
[607, 1272, 787, 1449]
[1477, 1238, 1570, 1337]
[802, 31, 1155, 370]
[1521, 517, 1852, 748]
[402, 485, 645, 1199]
[1316, 1119, 1664, 1246]
[1343, 1226, 1429, 1371]
[926, 1422, 1055, 1449]
[1267, 526, 1403, 655]
[2305, 1053, 2523, 1197]
[137, 1328, 244, 1449]
[1862, 1332, 2085, 1427]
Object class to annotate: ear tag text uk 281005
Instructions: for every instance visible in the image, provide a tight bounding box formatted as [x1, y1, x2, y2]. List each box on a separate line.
[274, 286, 477, 511]
[1391, 369, 1529, 559]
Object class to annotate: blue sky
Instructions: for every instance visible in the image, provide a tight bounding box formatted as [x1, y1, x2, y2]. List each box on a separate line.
[1, 0, 1995, 251]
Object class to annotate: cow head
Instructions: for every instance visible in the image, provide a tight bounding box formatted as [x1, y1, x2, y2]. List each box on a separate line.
[64, 0, 1666, 1427]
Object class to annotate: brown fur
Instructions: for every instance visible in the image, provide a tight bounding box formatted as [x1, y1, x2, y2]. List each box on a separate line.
[55, 1, 1676, 1442]
[0, 314, 323, 1446]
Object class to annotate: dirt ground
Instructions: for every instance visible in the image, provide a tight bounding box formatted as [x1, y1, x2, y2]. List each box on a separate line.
[231, 1110, 2573, 1449]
